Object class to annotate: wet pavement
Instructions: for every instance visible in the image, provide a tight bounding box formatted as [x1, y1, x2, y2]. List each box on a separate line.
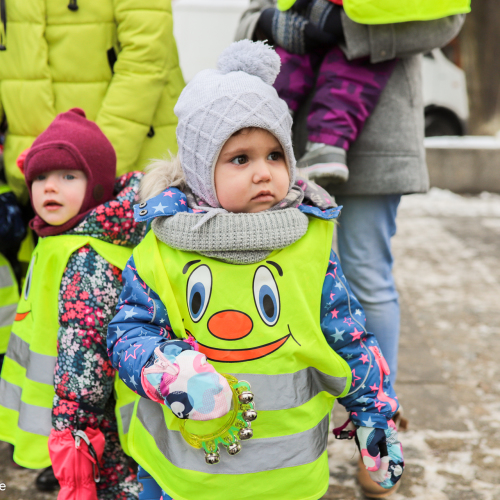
[1, 188, 500, 499]
[326, 188, 500, 499]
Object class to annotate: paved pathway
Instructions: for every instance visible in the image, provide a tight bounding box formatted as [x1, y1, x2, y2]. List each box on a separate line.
[325, 189, 500, 499]
[1, 189, 500, 499]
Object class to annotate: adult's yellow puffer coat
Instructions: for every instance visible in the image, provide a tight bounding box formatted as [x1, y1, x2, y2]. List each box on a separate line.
[0, 0, 184, 202]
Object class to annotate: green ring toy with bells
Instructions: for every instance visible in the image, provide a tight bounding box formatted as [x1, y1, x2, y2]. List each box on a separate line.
[179, 375, 257, 464]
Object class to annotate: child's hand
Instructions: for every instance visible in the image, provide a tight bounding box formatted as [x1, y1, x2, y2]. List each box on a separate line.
[355, 420, 404, 489]
[142, 346, 232, 421]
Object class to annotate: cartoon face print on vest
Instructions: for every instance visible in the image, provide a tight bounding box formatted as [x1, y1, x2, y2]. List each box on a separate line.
[182, 259, 300, 364]
[15, 254, 36, 324]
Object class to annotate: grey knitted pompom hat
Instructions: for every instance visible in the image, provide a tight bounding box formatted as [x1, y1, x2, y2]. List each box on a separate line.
[174, 40, 296, 208]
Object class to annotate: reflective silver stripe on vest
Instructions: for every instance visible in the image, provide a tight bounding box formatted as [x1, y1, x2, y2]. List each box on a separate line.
[137, 398, 329, 475]
[6, 332, 30, 368]
[0, 377, 22, 412]
[18, 401, 52, 437]
[26, 351, 56, 385]
[0, 304, 17, 328]
[0, 263, 14, 287]
[120, 402, 135, 434]
[6, 332, 56, 385]
[229, 368, 347, 411]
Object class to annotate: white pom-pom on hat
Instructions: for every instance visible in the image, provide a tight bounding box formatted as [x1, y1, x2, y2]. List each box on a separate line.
[217, 40, 281, 86]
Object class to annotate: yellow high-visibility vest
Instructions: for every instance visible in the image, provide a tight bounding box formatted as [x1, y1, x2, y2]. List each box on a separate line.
[0, 183, 20, 355]
[278, 0, 470, 24]
[127, 216, 352, 500]
[0, 252, 18, 355]
[0, 235, 137, 468]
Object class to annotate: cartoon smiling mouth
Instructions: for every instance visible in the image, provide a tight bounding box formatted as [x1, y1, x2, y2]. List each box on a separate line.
[197, 333, 291, 363]
[187, 309, 299, 363]
[15, 311, 30, 322]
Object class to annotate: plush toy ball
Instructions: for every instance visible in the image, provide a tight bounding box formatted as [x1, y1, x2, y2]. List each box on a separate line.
[217, 40, 281, 86]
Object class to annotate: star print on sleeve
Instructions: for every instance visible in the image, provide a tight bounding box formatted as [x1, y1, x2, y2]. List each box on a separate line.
[333, 328, 345, 342]
[344, 317, 354, 327]
[350, 328, 364, 341]
[320, 250, 399, 430]
[351, 369, 361, 387]
[128, 374, 139, 389]
[363, 416, 375, 427]
[115, 326, 125, 338]
[359, 353, 369, 364]
[133, 188, 193, 223]
[153, 202, 167, 213]
[107, 255, 178, 399]
[123, 307, 138, 320]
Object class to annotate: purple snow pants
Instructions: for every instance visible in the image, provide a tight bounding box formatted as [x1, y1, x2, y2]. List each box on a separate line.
[273, 46, 397, 150]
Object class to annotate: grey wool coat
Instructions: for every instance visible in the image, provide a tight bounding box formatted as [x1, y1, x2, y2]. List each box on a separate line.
[235, 2, 465, 196]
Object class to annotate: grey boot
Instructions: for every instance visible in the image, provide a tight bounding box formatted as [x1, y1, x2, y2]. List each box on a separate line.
[297, 142, 349, 184]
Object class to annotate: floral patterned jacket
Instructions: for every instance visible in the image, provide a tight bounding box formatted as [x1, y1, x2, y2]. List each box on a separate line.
[52, 172, 145, 431]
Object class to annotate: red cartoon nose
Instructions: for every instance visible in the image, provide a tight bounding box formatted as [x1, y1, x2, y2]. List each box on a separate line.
[208, 310, 253, 340]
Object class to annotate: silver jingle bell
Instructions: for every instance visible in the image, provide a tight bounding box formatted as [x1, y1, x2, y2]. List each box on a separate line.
[205, 452, 220, 465]
[226, 441, 242, 455]
[242, 409, 257, 422]
[238, 427, 254, 440]
[238, 391, 254, 404]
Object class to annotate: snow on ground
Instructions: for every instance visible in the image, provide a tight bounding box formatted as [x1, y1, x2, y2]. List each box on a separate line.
[325, 188, 500, 499]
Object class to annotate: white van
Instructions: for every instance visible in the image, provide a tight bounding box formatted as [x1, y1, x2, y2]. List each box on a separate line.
[422, 49, 469, 136]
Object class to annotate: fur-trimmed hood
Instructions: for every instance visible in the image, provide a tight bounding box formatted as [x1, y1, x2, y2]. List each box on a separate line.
[139, 156, 186, 203]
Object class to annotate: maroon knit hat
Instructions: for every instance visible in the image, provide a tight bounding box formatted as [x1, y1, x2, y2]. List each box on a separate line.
[23, 108, 116, 236]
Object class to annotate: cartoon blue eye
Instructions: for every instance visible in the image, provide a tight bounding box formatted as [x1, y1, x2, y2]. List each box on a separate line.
[24, 255, 36, 300]
[186, 265, 212, 322]
[253, 266, 280, 326]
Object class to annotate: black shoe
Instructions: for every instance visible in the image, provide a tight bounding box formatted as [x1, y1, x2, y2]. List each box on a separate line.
[35, 466, 60, 492]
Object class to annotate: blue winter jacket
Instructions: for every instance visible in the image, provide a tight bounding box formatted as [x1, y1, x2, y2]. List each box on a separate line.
[107, 188, 399, 429]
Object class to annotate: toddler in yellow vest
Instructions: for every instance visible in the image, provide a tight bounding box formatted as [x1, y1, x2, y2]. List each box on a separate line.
[0, 108, 144, 500]
[108, 41, 404, 500]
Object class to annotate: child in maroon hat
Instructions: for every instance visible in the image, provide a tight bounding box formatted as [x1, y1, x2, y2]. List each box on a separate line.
[0, 108, 144, 500]
[24, 107, 117, 236]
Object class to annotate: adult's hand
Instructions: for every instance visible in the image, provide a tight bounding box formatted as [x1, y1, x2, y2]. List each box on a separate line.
[256, 8, 277, 45]
[306, 0, 344, 44]
[291, 0, 312, 11]
[257, 5, 343, 54]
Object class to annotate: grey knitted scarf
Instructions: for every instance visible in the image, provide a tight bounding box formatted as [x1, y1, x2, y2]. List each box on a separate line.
[152, 178, 335, 264]
[152, 209, 309, 264]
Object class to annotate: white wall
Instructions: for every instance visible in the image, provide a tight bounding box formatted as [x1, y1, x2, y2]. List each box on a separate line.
[172, 0, 250, 81]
